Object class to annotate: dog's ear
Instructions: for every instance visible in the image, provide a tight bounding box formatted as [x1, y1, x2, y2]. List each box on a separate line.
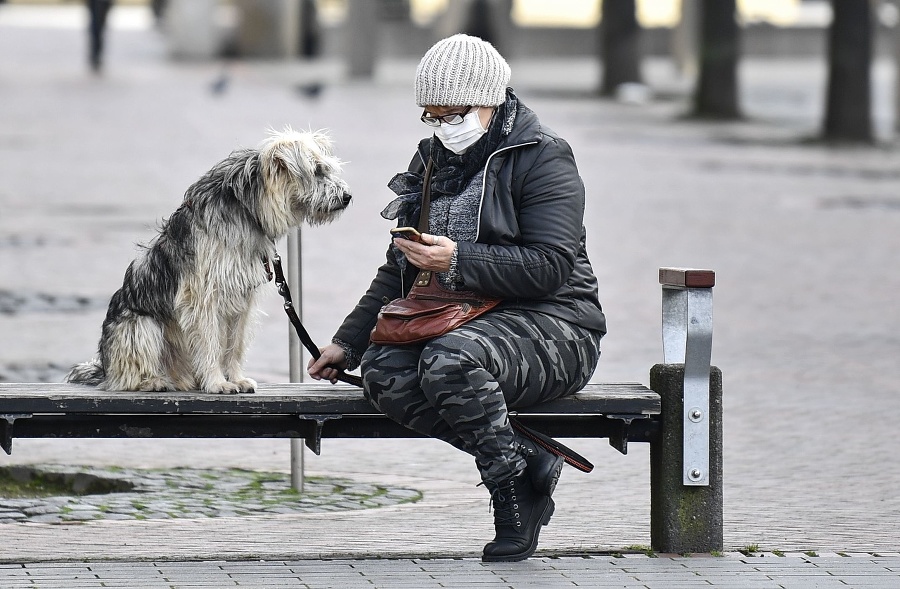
[268, 143, 301, 175]
[272, 153, 290, 173]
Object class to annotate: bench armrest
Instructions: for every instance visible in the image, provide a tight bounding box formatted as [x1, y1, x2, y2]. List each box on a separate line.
[659, 267, 714, 486]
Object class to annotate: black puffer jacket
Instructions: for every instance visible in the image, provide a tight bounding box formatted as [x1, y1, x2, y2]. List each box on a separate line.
[333, 100, 606, 359]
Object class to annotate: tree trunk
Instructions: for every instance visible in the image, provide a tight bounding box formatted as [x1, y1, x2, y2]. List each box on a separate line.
[692, 0, 740, 119]
[599, 0, 642, 96]
[823, 0, 873, 142]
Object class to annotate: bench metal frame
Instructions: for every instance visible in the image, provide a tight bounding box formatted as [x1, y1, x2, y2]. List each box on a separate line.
[0, 383, 659, 457]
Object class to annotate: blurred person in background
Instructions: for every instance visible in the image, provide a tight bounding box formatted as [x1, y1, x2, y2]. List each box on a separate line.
[87, 0, 113, 71]
[309, 34, 606, 562]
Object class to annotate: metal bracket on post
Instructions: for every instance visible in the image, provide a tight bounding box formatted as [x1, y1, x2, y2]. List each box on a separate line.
[298, 414, 341, 455]
[605, 414, 637, 455]
[2, 414, 32, 455]
[660, 268, 714, 487]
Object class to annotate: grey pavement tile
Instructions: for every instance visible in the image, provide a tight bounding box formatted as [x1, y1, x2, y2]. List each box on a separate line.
[770, 580, 855, 589]
[488, 578, 578, 589]
[228, 579, 306, 587]
[23, 578, 103, 589]
[361, 583, 461, 588]
[696, 578, 782, 587]
[819, 569, 900, 575]
[302, 585, 375, 589]
[89, 579, 172, 589]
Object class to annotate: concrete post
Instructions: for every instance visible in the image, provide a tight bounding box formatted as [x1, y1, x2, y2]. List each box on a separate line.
[650, 363, 723, 553]
[895, 1, 900, 132]
[345, 0, 378, 77]
[673, 0, 699, 79]
[164, 0, 219, 60]
[235, 0, 300, 58]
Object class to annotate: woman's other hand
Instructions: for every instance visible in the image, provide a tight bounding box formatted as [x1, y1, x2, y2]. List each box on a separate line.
[307, 344, 348, 384]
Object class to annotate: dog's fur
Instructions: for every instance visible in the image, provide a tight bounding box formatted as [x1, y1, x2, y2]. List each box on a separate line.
[66, 129, 351, 393]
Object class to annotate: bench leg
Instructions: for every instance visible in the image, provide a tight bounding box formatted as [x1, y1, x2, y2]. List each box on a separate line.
[649, 364, 723, 553]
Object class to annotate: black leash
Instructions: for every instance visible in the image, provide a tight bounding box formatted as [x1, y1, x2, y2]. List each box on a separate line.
[511, 419, 594, 473]
[270, 253, 363, 388]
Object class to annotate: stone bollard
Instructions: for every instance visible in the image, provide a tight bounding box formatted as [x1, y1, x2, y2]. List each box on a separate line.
[235, 0, 300, 58]
[345, 0, 378, 77]
[164, 0, 220, 60]
[650, 363, 723, 553]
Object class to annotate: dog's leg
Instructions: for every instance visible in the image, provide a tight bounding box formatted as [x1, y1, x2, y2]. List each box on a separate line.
[222, 292, 259, 393]
[163, 321, 198, 391]
[104, 314, 175, 391]
[178, 286, 242, 394]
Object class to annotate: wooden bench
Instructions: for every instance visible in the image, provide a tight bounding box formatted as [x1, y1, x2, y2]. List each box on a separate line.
[0, 268, 722, 554]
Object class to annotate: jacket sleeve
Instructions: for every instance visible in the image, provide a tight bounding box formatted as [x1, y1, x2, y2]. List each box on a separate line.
[455, 136, 585, 299]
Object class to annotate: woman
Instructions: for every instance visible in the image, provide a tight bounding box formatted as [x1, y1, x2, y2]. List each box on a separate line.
[309, 34, 606, 562]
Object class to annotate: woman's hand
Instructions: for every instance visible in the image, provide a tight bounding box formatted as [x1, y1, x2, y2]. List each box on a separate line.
[393, 233, 455, 272]
[307, 344, 348, 384]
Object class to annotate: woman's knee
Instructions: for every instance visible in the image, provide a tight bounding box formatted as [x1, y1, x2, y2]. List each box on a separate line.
[360, 344, 422, 415]
[420, 334, 489, 380]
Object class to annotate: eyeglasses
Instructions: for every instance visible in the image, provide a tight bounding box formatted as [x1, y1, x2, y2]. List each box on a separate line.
[420, 106, 475, 127]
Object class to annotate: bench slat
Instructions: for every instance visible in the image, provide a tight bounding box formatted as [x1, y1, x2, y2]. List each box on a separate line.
[0, 382, 659, 416]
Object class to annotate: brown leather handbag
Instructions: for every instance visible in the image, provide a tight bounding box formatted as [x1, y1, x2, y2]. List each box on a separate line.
[371, 269, 500, 345]
[370, 159, 501, 346]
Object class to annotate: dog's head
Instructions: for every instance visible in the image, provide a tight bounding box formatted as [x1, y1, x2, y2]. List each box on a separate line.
[257, 128, 352, 230]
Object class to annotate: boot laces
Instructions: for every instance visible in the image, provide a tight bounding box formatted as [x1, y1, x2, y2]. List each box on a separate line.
[486, 478, 521, 528]
[515, 440, 538, 457]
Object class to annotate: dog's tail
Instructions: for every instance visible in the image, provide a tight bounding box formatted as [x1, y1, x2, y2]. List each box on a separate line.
[65, 359, 105, 386]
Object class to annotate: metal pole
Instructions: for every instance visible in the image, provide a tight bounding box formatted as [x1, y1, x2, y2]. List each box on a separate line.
[287, 228, 304, 492]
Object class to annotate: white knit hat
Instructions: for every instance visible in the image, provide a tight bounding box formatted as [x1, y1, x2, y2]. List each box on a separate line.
[415, 34, 511, 107]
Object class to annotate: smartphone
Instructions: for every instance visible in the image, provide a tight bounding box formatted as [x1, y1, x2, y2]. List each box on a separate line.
[390, 227, 424, 243]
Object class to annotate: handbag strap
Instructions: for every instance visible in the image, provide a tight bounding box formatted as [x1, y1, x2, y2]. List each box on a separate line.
[417, 158, 434, 234]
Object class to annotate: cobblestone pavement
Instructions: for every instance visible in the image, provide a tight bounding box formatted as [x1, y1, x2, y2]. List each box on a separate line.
[2, 4, 900, 587]
[0, 464, 421, 524]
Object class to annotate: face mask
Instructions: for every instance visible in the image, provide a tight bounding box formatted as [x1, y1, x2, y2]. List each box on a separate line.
[432, 109, 486, 155]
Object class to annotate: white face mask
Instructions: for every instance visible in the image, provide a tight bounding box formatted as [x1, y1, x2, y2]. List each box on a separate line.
[432, 108, 486, 155]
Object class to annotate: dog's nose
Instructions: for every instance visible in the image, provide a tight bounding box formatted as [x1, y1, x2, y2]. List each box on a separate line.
[341, 192, 352, 206]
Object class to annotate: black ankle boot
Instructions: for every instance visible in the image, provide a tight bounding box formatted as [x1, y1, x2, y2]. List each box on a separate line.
[517, 435, 564, 497]
[482, 470, 555, 562]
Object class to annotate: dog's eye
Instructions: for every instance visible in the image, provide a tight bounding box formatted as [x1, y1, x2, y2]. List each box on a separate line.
[314, 163, 327, 177]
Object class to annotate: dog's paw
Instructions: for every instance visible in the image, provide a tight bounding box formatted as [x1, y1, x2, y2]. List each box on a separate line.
[203, 381, 242, 395]
[232, 377, 257, 394]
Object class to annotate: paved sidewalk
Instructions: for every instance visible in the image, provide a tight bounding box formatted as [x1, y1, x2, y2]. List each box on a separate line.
[2, 4, 900, 587]
[3, 554, 900, 589]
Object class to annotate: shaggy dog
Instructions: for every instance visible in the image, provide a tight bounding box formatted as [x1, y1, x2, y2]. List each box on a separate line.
[66, 129, 351, 393]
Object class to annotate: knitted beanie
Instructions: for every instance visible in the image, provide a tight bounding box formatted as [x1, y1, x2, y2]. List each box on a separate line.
[415, 34, 511, 107]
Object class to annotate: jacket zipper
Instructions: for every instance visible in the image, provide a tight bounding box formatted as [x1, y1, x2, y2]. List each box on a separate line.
[475, 141, 539, 242]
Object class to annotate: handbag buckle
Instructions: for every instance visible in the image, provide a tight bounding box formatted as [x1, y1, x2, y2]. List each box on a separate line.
[415, 271, 432, 287]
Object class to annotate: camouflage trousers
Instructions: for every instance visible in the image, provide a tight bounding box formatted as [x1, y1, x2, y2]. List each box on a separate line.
[360, 309, 602, 484]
